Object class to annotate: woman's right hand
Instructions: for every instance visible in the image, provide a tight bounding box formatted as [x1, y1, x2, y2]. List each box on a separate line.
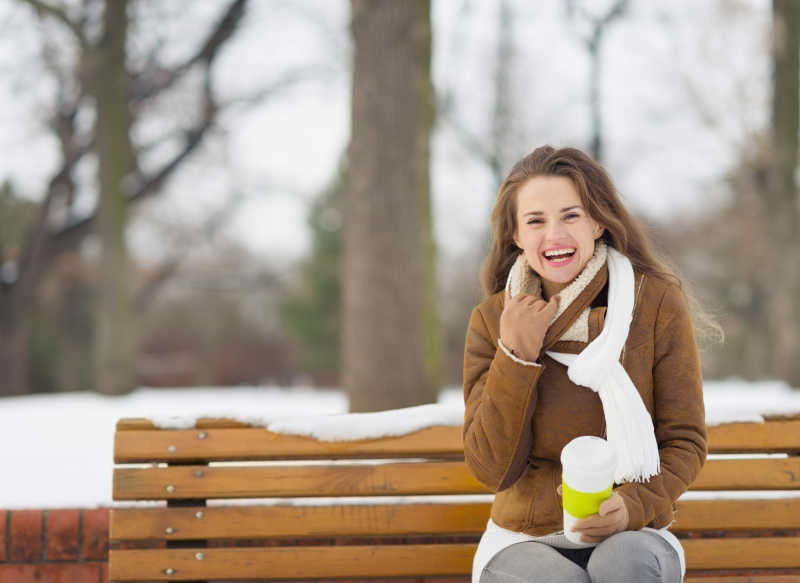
[499, 292, 560, 362]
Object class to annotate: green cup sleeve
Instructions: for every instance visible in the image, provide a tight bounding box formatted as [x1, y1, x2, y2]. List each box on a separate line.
[562, 479, 613, 518]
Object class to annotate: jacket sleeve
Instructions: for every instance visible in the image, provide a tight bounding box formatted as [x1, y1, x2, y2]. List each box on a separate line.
[616, 283, 708, 529]
[462, 304, 545, 491]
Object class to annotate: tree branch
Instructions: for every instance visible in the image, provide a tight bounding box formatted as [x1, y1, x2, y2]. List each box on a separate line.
[48, 64, 221, 256]
[438, 105, 502, 184]
[587, 0, 628, 50]
[193, 0, 248, 67]
[130, 0, 249, 103]
[564, 0, 628, 50]
[47, 111, 216, 260]
[600, 0, 628, 28]
[13, 92, 92, 298]
[19, 0, 87, 46]
[133, 190, 247, 312]
[221, 64, 333, 110]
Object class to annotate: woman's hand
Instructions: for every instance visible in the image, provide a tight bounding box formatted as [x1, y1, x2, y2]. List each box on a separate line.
[499, 292, 560, 362]
[571, 492, 630, 543]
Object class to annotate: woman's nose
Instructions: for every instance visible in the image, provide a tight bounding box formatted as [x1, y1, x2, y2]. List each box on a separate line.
[545, 221, 567, 240]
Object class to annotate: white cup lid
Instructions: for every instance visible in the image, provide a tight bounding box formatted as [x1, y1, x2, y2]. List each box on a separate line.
[560, 436, 616, 473]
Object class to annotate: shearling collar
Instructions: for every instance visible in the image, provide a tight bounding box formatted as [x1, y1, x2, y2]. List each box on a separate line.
[506, 241, 609, 344]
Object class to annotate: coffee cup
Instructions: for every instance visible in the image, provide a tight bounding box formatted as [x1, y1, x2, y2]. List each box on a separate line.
[560, 436, 617, 545]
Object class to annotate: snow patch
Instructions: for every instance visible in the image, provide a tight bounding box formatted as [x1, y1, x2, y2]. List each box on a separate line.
[148, 400, 463, 441]
[702, 378, 800, 425]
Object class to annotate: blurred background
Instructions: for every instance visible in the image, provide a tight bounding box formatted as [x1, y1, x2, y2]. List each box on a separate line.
[0, 0, 797, 413]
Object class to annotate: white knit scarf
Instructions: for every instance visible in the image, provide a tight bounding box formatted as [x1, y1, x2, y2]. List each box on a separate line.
[506, 243, 660, 483]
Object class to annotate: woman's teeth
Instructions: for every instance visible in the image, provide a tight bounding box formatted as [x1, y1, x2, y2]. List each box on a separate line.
[543, 248, 576, 263]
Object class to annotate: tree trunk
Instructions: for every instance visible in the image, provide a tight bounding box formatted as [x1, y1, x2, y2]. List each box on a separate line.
[589, 43, 603, 164]
[770, 0, 800, 385]
[344, 0, 439, 412]
[0, 294, 31, 396]
[92, 0, 136, 394]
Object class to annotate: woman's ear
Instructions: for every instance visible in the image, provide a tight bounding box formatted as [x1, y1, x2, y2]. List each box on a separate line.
[594, 225, 605, 240]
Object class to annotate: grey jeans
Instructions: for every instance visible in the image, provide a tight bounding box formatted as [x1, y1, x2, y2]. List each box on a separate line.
[480, 530, 682, 583]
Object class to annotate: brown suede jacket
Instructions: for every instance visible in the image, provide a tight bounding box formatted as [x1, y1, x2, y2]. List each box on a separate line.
[462, 264, 707, 535]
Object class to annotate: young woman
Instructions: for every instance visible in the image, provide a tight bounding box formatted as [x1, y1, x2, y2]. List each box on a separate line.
[463, 146, 718, 583]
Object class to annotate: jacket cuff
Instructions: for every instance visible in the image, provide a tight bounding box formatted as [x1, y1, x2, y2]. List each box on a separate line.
[498, 338, 542, 367]
[615, 485, 647, 530]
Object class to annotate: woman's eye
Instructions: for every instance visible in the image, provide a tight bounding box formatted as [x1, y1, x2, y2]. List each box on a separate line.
[564, 213, 580, 220]
[526, 218, 544, 225]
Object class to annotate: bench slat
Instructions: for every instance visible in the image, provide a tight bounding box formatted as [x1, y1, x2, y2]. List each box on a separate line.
[113, 420, 800, 462]
[108, 537, 800, 581]
[691, 458, 800, 490]
[114, 426, 464, 463]
[110, 498, 800, 541]
[110, 502, 492, 540]
[108, 543, 476, 581]
[113, 457, 800, 501]
[708, 419, 800, 453]
[113, 461, 489, 500]
[673, 498, 800, 531]
[683, 537, 800, 570]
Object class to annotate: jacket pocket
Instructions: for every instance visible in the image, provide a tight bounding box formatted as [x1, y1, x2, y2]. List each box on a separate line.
[531, 460, 562, 528]
[491, 464, 537, 532]
[490, 460, 563, 532]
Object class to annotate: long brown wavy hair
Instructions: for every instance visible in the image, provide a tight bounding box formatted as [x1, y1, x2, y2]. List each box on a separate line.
[481, 145, 723, 344]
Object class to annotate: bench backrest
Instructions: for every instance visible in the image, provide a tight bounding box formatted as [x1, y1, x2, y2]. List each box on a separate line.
[109, 414, 800, 582]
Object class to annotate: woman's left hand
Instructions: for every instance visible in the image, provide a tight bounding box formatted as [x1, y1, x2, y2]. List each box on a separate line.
[571, 492, 629, 543]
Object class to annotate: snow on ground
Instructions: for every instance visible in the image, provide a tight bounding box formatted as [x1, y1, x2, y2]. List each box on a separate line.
[1, 379, 799, 509]
[699, 378, 800, 425]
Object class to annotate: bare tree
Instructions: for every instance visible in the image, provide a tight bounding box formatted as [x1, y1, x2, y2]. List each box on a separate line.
[663, 1, 800, 384]
[1, 0, 323, 395]
[565, 0, 629, 163]
[438, 0, 517, 191]
[345, 0, 439, 411]
[436, 0, 517, 388]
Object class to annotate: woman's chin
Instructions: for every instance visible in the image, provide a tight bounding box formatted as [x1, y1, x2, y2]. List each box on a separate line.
[540, 265, 580, 285]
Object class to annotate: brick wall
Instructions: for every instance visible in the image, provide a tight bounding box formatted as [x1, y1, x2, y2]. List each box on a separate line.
[0, 508, 108, 583]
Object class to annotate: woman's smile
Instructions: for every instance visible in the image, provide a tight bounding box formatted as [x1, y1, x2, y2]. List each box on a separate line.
[542, 247, 577, 265]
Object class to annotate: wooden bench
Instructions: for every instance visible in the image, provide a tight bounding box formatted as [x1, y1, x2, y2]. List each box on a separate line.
[109, 412, 800, 582]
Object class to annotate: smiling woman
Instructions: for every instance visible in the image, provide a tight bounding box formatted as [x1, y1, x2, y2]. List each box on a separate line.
[463, 145, 722, 583]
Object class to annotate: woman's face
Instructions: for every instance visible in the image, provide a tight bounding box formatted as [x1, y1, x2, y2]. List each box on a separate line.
[513, 175, 604, 298]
